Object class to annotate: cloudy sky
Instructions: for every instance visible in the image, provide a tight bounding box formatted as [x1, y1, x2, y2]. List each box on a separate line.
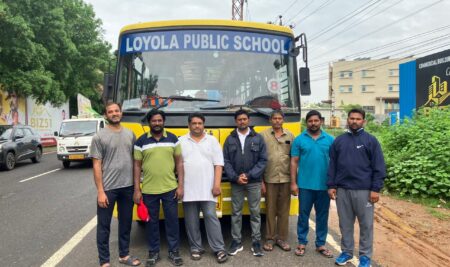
[85, 0, 450, 102]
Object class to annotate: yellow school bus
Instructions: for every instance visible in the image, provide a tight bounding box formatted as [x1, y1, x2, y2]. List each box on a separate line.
[106, 19, 310, 220]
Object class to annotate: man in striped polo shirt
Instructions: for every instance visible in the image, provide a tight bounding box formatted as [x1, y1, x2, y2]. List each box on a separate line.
[133, 109, 184, 267]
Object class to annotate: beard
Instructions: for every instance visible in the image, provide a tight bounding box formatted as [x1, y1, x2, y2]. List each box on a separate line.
[150, 126, 163, 134]
[106, 117, 120, 125]
[308, 126, 320, 134]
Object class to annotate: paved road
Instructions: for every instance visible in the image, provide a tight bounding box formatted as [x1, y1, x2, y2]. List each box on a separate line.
[0, 152, 371, 267]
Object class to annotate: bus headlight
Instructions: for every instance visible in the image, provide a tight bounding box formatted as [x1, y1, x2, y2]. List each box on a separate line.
[58, 146, 65, 153]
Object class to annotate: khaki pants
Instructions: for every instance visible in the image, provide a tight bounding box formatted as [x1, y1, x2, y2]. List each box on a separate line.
[265, 182, 291, 241]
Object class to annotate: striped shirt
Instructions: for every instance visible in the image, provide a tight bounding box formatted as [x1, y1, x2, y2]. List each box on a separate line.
[134, 130, 182, 194]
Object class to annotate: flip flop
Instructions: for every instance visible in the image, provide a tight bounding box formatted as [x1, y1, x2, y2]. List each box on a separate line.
[215, 250, 228, 263]
[119, 255, 141, 266]
[316, 247, 333, 258]
[275, 239, 291, 251]
[295, 245, 306, 256]
[263, 240, 275, 251]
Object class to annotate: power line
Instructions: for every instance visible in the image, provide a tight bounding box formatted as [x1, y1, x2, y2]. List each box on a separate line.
[280, 0, 299, 18]
[310, 42, 450, 82]
[309, 0, 382, 41]
[311, 0, 404, 44]
[285, 0, 314, 26]
[315, 0, 444, 60]
[309, 24, 450, 69]
[292, 0, 337, 26]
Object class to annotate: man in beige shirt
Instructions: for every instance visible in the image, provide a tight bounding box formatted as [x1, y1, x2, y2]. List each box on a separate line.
[260, 110, 295, 252]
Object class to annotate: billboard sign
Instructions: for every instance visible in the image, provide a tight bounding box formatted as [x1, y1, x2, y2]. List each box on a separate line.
[416, 49, 450, 108]
[27, 100, 69, 139]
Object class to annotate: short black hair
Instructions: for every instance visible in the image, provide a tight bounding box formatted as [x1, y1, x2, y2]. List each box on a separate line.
[146, 109, 166, 122]
[104, 102, 121, 114]
[270, 110, 285, 118]
[348, 108, 365, 119]
[234, 109, 250, 120]
[305, 110, 322, 122]
[188, 112, 205, 123]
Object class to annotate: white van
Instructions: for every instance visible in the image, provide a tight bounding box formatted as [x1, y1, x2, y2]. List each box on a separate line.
[54, 118, 105, 168]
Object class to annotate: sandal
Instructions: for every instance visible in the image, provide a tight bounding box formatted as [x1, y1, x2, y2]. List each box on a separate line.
[295, 245, 306, 256]
[119, 255, 141, 266]
[316, 247, 333, 258]
[276, 239, 291, 251]
[215, 250, 228, 263]
[263, 240, 275, 251]
[190, 250, 202, 261]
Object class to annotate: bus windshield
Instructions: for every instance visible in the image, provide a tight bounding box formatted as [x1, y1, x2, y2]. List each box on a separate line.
[116, 29, 299, 113]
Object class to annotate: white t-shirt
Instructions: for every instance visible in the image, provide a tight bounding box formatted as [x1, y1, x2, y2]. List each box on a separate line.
[237, 128, 250, 151]
[180, 133, 224, 202]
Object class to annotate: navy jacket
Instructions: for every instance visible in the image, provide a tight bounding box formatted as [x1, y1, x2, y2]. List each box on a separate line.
[327, 129, 386, 192]
[223, 128, 267, 183]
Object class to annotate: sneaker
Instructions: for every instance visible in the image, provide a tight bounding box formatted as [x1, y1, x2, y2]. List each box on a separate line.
[335, 252, 353, 265]
[228, 240, 243, 256]
[251, 241, 264, 257]
[146, 252, 160, 267]
[358, 255, 371, 267]
[168, 251, 183, 266]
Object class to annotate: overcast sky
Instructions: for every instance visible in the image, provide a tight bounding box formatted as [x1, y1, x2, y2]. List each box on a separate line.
[84, 0, 450, 102]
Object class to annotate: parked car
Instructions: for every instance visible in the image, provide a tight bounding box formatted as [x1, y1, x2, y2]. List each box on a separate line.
[54, 118, 105, 168]
[0, 125, 42, 170]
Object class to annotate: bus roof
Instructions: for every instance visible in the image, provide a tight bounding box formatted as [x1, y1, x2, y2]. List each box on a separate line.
[120, 19, 294, 36]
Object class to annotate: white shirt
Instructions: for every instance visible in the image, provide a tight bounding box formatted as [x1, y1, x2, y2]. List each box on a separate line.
[237, 128, 250, 151]
[179, 133, 224, 202]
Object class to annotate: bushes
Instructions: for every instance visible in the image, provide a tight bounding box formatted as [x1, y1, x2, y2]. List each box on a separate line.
[378, 108, 450, 199]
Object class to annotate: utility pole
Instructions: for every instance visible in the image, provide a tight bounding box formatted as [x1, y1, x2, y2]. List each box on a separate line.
[232, 0, 244, 20]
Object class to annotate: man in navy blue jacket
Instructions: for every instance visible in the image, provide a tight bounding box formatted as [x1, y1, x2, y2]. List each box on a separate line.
[223, 109, 267, 257]
[327, 108, 386, 267]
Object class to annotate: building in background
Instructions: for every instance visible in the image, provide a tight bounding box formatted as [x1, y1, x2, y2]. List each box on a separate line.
[328, 57, 412, 122]
[400, 49, 450, 119]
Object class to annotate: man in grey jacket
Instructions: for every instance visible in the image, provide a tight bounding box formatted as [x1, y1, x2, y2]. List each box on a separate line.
[223, 109, 267, 257]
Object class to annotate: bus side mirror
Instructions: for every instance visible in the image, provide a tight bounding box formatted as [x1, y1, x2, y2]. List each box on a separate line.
[54, 131, 58, 137]
[299, 67, 311, 96]
[102, 73, 115, 104]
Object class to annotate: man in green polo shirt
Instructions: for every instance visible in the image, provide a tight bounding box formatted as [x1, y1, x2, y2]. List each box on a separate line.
[133, 109, 184, 267]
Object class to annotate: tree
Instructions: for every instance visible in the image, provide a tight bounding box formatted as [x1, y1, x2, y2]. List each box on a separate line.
[0, 0, 111, 109]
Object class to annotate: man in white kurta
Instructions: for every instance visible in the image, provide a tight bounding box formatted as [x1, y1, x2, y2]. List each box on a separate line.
[180, 113, 228, 263]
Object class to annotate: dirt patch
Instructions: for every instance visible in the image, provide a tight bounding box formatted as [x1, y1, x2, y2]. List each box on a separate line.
[328, 195, 450, 267]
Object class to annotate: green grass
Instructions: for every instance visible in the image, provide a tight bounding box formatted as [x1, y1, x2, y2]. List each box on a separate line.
[425, 207, 450, 220]
[384, 192, 450, 209]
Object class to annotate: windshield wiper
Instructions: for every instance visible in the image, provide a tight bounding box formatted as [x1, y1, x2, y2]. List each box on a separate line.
[155, 95, 220, 109]
[200, 104, 271, 117]
[61, 132, 83, 137]
[82, 132, 96, 136]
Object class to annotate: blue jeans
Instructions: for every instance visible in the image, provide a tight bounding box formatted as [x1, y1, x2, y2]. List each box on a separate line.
[97, 186, 134, 265]
[143, 189, 180, 253]
[297, 188, 330, 247]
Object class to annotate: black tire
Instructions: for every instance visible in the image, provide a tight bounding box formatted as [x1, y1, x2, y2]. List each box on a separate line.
[5, 152, 16, 170]
[31, 147, 42, 163]
[62, 161, 70, 168]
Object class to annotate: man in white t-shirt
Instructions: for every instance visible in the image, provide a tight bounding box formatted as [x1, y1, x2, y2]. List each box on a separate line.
[179, 113, 228, 264]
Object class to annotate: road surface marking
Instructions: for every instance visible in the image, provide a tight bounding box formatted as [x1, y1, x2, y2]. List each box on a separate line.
[43, 151, 56, 155]
[41, 216, 97, 267]
[19, 168, 61, 183]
